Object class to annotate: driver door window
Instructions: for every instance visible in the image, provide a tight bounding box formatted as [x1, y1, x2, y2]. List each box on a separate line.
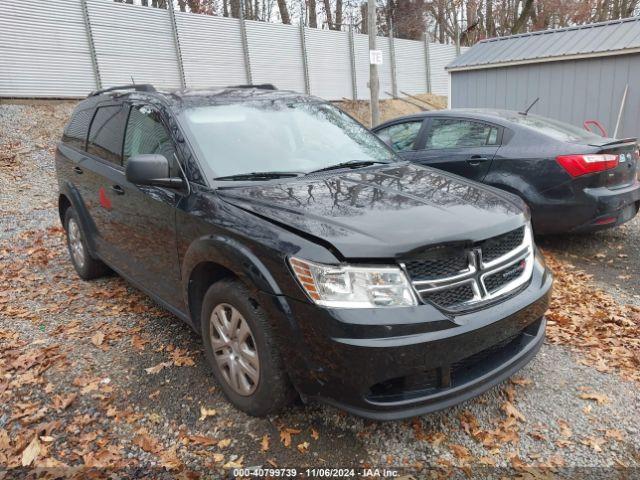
[124, 105, 178, 175]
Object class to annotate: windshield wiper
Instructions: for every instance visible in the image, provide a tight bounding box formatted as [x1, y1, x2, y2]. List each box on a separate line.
[214, 171, 304, 181]
[306, 160, 391, 175]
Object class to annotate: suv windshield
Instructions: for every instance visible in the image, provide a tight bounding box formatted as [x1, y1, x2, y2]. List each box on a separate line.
[181, 100, 394, 179]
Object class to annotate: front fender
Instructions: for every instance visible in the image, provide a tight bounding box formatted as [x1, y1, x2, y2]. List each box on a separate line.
[181, 234, 284, 301]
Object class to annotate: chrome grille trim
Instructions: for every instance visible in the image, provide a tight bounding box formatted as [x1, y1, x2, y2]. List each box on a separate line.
[403, 225, 534, 311]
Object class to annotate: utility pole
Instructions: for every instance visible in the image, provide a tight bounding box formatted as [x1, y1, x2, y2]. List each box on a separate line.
[368, 0, 379, 127]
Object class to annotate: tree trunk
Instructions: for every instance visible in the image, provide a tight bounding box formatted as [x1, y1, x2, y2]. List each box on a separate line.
[511, 0, 533, 33]
[223, 0, 229, 17]
[360, 2, 367, 34]
[335, 0, 343, 30]
[323, 0, 333, 29]
[486, 0, 495, 37]
[308, 0, 318, 27]
[277, 0, 291, 24]
[141, 0, 148, 5]
[177, 0, 186, 12]
[230, 0, 240, 18]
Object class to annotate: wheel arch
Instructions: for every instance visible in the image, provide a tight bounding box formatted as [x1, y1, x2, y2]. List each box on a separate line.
[183, 235, 283, 332]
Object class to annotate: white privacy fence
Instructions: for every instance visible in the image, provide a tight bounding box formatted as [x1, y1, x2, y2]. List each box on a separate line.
[0, 0, 465, 99]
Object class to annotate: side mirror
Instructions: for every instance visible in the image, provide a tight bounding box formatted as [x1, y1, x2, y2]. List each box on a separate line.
[125, 154, 184, 188]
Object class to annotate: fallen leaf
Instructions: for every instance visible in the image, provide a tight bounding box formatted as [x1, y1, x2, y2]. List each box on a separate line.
[145, 361, 173, 375]
[52, 393, 77, 411]
[448, 444, 470, 461]
[198, 406, 217, 421]
[212, 453, 224, 463]
[91, 331, 105, 346]
[21, 436, 41, 466]
[310, 428, 320, 440]
[297, 441, 309, 453]
[578, 392, 610, 405]
[260, 435, 270, 452]
[581, 436, 606, 452]
[223, 456, 243, 469]
[0, 429, 10, 449]
[188, 435, 217, 447]
[605, 429, 624, 441]
[279, 428, 301, 448]
[218, 438, 231, 449]
[133, 432, 162, 454]
[501, 401, 526, 422]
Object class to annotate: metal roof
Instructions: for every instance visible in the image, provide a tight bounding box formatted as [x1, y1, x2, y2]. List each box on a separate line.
[447, 16, 640, 71]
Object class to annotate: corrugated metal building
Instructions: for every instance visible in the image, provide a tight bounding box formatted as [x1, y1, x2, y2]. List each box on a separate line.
[447, 17, 640, 138]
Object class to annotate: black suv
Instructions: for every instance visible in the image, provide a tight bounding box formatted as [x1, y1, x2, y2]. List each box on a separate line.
[56, 85, 552, 420]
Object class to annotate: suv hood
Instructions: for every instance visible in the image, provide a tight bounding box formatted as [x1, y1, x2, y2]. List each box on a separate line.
[218, 163, 527, 259]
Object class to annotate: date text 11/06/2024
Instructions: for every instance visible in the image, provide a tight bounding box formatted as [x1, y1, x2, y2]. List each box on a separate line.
[232, 468, 401, 477]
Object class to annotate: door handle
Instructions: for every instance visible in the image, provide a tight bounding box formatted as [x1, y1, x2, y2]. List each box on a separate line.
[73, 166, 83, 174]
[111, 184, 125, 195]
[467, 155, 489, 166]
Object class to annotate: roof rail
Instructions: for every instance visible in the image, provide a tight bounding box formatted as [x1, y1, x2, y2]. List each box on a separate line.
[230, 84, 277, 90]
[89, 84, 156, 97]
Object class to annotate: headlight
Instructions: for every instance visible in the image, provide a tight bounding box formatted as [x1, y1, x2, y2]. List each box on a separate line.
[289, 257, 418, 308]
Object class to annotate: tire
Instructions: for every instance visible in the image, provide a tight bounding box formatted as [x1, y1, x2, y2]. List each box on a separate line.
[64, 207, 109, 280]
[200, 279, 295, 416]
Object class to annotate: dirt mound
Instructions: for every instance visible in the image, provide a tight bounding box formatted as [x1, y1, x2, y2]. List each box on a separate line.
[335, 93, 446, 127]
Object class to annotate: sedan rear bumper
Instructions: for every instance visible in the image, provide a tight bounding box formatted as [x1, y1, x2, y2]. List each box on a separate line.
[532, 180, 640, 234]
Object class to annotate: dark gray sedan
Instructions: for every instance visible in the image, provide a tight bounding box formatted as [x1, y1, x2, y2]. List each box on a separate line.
[373, 109, 640, 234]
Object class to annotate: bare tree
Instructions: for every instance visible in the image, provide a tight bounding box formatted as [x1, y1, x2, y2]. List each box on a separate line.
[308, 0, 318, 27]
[277, 0, 291, 23]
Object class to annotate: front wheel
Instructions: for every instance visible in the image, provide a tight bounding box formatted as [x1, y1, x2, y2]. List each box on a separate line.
[200, 279, 295, 416]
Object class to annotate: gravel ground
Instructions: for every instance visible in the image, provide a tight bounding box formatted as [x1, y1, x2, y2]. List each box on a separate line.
[1, 102, 639, 477]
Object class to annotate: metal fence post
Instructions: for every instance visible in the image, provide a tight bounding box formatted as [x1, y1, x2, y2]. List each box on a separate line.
[348, 24, 358, 100]
[239, 0, 253, 84]
[388, 19, 398, 98]
[299, 22, 311, 94]
[80, 0, 101, 90]
[423, 33, 432, 94]
[167, 0, 186, 88]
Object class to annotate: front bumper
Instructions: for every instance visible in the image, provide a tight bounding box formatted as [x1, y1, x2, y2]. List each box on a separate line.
[259, 254, 552, 420]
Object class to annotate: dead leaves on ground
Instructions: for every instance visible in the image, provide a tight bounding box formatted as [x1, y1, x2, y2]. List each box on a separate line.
[543, 251, 640, 384]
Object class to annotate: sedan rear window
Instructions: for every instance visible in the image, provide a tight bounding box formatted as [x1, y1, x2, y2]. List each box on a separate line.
[181, 101, 393, 179]
[506, 114, 601, 142]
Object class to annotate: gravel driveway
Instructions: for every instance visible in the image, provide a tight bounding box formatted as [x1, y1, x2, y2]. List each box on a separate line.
[1, 102, 638, 477]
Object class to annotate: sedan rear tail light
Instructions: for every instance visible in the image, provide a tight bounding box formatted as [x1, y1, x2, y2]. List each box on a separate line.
[556, 154, 619, 177]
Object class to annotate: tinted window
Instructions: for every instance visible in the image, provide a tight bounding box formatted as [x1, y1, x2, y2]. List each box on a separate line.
[123, 105, 177, 176]
[426, 119, 499, 148]
[87, 105, 128, 165]
[62, 108, 93, 150]
[376, 121, 423, 152]
[182, 102, 393, 179]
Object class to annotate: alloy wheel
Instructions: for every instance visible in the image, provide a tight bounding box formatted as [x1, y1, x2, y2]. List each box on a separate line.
[68, 218, 86, 269]
[209, 303, 260, 396]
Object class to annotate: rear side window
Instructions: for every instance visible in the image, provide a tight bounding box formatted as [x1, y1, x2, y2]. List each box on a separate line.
[124, 105, 177, 174]
[426, 119, 499, 148]
[376, 121, 423, 152]
[87, 105, 128, 165]
[62, 108, 93, 150]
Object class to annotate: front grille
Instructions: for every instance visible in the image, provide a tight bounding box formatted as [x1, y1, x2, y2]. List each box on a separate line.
[422, 283, 474, 308]
[403, 226, 531, 311]
[480, 227, 525, 263]
[404, 252, 468, 281]
[484, 260, 526, 293]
